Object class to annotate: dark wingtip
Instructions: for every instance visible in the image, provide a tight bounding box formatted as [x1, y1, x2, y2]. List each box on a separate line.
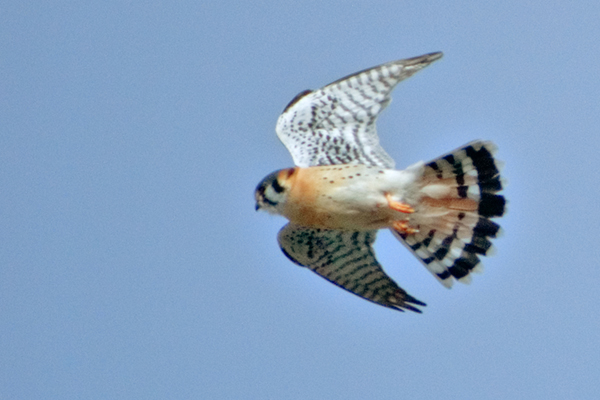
[402, 295, 427, 314]
[404, 294, 427, 313]
[402, 304, 423, 313]
[388, 290, 427, 313]
[405, 293, 427, 307]
[282, 89, 313, 113]
[388, 294, 427, 313]
[430, 51, 444, 60]
[405, 51, 443, 66]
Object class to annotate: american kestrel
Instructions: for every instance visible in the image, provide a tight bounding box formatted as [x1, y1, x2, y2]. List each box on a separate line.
[255, 52, 505, 313]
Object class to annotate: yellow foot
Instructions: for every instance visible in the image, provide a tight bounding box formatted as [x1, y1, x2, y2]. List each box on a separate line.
[393, 220, 419, 235]
[385, 193, 415, 214]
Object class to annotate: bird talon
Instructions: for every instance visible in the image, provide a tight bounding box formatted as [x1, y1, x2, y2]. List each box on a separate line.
[385, 193, 415, 213]
[393, 220, 419, 235]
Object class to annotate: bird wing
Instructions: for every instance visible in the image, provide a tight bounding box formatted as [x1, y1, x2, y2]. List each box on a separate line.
[278, 223, 425, 312]
[275, 52, 443, 168]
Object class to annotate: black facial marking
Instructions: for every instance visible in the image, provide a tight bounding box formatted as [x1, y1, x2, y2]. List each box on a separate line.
[272, 178, 285, 194]
[261, 194, 277, 207]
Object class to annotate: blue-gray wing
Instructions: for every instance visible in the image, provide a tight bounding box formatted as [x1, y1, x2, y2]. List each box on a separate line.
[278, 224, 425, 312]
[276, 52, 443, 168]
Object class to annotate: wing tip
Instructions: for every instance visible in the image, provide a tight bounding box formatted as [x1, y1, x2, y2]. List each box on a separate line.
[400, 52, 444, 69]
[281, 89, 313, 113]
[416, 51, 444, 62]
[388, 291, 427, 313]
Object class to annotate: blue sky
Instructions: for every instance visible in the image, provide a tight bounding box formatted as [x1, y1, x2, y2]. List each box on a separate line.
[2, 1, 599, 399]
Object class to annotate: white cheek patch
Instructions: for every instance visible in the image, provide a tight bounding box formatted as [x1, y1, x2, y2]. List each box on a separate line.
[265, 185, 286, 205]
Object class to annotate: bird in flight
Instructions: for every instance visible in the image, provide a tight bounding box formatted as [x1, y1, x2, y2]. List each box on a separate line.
[255, 52, 505, 313]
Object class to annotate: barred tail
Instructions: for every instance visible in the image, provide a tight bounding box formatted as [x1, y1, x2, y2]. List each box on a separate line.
[393, 141, 506, 288]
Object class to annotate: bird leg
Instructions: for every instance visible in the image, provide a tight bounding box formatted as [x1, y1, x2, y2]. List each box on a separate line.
[385, 194, 418, 234]
[385, 193, 415, 213]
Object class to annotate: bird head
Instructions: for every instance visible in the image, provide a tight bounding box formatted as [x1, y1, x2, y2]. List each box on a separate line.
[254, 168, 295, 214]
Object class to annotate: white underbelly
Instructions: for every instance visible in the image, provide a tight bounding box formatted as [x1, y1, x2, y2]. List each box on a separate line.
[285, 163, 424, 230]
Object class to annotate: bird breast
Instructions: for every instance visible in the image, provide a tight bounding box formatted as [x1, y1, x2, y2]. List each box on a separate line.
[281, 164, 421, 230]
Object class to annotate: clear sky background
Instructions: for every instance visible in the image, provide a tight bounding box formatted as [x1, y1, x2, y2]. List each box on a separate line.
[2, 1, 599, 399]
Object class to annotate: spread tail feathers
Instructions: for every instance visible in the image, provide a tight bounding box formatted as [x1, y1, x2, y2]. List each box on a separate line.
[394, 141, 506, 288]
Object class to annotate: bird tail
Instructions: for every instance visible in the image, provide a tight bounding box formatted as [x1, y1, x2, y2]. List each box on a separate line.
[392, 141, 506, 288]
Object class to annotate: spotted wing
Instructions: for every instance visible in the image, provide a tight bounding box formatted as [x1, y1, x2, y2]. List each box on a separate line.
[278, 224, 425, 312]
[392, 141, 506, 288]
[276, 52, 443, 168]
